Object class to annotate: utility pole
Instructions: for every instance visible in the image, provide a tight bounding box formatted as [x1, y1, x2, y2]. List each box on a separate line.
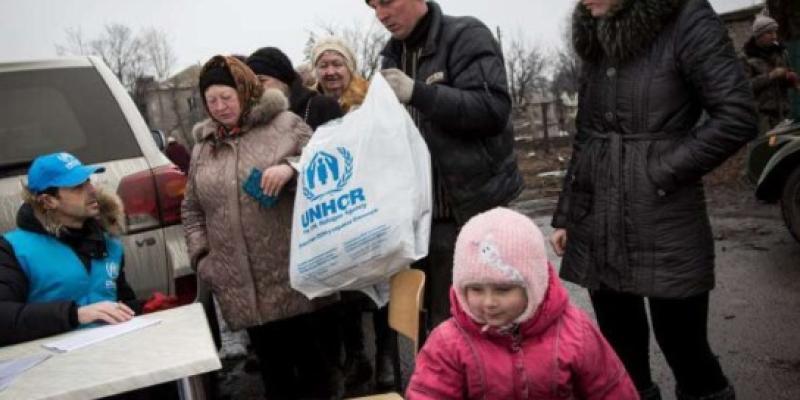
[541, 102, 551, 154]
[496, 26, 504, 59]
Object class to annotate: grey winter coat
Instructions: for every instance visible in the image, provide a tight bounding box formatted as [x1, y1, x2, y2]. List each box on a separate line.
[552, 0, 757, 298]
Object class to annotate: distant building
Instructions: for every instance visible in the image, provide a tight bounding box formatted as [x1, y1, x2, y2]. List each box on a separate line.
[513, 93, 577, 140]
[137, 64, 206, 147]
[719, 3, 766, 55]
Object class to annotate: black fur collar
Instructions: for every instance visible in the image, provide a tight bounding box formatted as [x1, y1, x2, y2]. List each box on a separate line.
[572, 0, 686, 63]
[743, 36, 785, 59]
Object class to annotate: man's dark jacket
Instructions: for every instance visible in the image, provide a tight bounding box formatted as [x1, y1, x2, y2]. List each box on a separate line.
[380, 1, 523, 224]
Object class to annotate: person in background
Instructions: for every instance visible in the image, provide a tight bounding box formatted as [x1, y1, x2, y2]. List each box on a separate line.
[183, 55, 339, 399]
[0, 152, 139, 346]
[406, 208, 638, 400]
[550, 0, 757, 398]
[313, 37, 370, 113]
[246, 46, 343, 131]
[165, 136, 191, 174]
[743, 14, 800, 132]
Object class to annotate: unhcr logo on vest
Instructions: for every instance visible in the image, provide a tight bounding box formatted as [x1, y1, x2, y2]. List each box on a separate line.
[105, 261, 119, 289]
[300, 147, 367, 230]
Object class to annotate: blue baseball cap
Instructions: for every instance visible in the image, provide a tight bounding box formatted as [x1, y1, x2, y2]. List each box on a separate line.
[27, 152, 105, 193]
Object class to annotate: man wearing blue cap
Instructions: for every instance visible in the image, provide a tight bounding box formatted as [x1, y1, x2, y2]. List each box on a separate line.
[0, 152, 140, 345]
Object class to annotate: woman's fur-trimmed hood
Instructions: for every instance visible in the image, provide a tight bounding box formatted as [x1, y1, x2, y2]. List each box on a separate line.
[21, 187, 126, 237]
[193, 88, 290, 143]
[572, 0, 686, 63]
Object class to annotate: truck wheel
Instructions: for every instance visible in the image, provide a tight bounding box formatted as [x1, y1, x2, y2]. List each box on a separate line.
[781, 166, 800, 243]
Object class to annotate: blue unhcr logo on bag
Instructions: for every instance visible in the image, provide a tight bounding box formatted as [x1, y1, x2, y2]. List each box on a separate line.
[300, 147, 369, 231]
[303, 147, 353, 201]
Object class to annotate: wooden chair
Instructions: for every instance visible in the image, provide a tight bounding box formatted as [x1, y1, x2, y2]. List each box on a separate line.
[350, 269, 426, 400]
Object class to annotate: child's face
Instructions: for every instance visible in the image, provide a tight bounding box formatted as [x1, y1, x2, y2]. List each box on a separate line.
[464, 283, 528, 327]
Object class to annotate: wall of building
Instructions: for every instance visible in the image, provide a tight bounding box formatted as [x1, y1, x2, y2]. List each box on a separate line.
[143, 86, 204, 146]
[720, 4, 765, 55]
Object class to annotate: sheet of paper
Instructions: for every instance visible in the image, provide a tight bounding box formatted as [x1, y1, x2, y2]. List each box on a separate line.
[42, 317, 161, 353]
[0, 352, 52, 391]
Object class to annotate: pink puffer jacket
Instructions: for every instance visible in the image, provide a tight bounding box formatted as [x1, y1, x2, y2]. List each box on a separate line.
[406, 269, 639, 400]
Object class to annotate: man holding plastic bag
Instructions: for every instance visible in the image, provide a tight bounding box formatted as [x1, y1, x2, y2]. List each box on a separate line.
[368, 0, 524, 334]
[290, 73, 432, 306]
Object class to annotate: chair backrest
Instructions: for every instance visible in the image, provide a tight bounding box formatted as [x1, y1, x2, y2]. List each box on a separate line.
[388, 269, 425, 353]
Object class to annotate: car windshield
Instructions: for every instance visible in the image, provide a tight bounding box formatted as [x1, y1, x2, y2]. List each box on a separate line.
[0, 66, 139, 177]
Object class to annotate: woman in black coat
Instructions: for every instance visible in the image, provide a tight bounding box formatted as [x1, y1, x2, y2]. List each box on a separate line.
[550, 0, 757, 399]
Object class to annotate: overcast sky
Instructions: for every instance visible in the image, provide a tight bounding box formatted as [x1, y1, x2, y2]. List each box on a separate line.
[0, 0, 761, 75]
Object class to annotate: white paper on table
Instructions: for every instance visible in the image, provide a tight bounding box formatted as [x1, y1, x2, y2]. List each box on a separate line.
[42, 317, 162, 353]
[0, 352, 52, 391]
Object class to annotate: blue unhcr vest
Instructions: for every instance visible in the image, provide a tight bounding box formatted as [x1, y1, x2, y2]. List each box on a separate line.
[3, 229, 122, 306]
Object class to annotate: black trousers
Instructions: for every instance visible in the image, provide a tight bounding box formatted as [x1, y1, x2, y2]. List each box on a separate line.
[412, 219, 459, 342]
[590, 290, 729, 396]
[247, 308, 341, 400]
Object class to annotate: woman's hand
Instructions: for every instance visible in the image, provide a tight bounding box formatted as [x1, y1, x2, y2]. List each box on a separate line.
[260, 164, 295, 197]
[550, 229, 568, 257]
[77, 301, 135, 325]
[769, 67, 788, 81]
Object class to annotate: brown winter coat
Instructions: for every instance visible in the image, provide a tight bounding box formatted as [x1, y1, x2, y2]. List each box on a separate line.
[743, 37, 793, 128]
[182, 88, 318, 330]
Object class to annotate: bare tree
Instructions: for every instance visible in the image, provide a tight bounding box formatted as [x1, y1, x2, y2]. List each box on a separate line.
[548, 18, 582, 136]
[55, 27, 91, 56]
[551, 47, 581, 97]
[305, 20, 389, 79]
[140, 28, 190, 142]
[141, 28, 176, 82]
[550, 20, 581, 98]
[56, 23, 149, 91]
[502, 30, 549, 108]
[91, 24, 148, 90]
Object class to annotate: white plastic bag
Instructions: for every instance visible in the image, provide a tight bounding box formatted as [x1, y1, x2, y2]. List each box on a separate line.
[289, 73, 432, 305]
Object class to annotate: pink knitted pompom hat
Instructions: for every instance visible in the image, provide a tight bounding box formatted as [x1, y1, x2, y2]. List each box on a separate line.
[453, 207, 550, 324]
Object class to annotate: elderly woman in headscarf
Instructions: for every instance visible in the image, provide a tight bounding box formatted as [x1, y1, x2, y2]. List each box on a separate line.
[182, 55, 339, 399]
[549, 0, 757, 399]
[313, 37, 370, 113]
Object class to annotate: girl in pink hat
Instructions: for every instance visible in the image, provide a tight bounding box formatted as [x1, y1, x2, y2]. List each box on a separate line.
[406, 207, 638, 400]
